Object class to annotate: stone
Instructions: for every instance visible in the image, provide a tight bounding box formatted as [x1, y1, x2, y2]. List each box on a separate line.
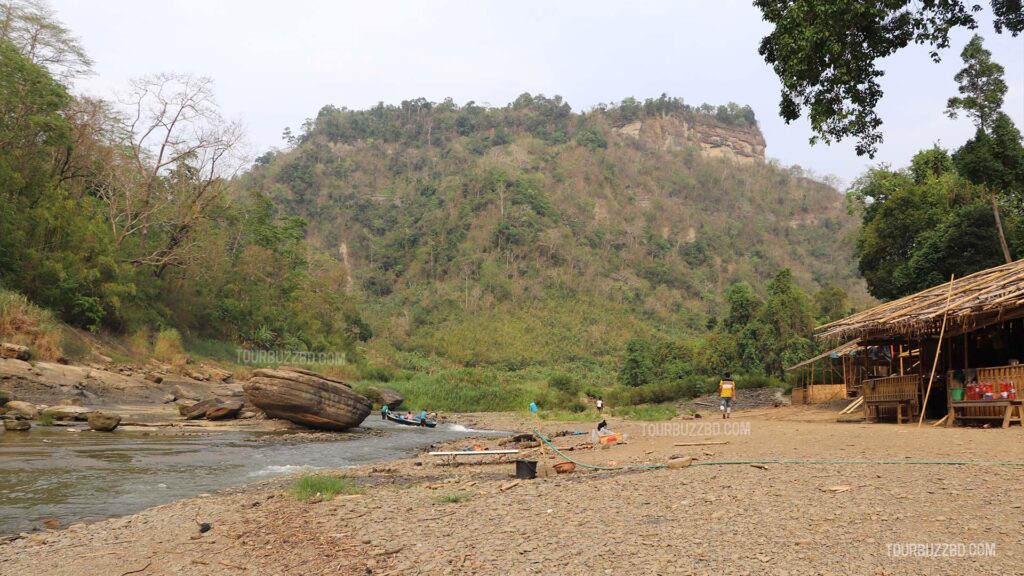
[212, 385, 244, 398]
[185, 369, 210, 382]
[41, 405, 94, 421]
[3, 419, 30, 431]
[243, 368, 371, 430]
[58, 398, 82, 406]
[171, 385, 201, 402]
[0, 343, 30, 360]
[145, 373, 164, 384]
[161, 393, 176, 404]
[0, 389, 13, 406]
[667, 457, 693, 469]
[87, 412, 121, 432]
[205, 400, 243, 420]
[183, 398, 224, 420]
[5, 400, 38, 419]
[374, 387, 404, 410]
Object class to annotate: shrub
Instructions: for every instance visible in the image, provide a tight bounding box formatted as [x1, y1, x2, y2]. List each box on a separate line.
[736, 374, 786, 389]
[548, 373, 578, 395]
[0, 288, 63, 361]
[361, 364, 405, 382]
[291, 475, 362, 501]
[568, 401, 587, 413]
[38, 413, 54, 426]
[153, 328, 185, 363]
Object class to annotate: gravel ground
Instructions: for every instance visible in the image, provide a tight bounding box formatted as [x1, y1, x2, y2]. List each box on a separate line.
[3, 407, 1024, 575]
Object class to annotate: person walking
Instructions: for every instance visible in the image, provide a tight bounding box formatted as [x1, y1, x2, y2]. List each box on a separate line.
[381, 403, 390, 421]
[595, 397, 604, 413]
[718, 373, 737, 419]
[419, 409, 429, 427]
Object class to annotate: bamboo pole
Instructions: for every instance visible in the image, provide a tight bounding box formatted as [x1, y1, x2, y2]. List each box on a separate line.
[919, 275, 956, 427]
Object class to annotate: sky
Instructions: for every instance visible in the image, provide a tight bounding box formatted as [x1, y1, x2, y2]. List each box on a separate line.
[49, 0, 1024, 187]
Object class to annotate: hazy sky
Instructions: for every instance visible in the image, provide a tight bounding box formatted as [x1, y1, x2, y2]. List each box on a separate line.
[50, 0, 1024, 187]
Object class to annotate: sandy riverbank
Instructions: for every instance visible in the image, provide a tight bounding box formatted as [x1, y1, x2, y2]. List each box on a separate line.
[3, 405, 1024, 575]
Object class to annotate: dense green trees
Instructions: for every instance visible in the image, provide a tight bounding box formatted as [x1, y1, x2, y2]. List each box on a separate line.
[618, 269, 819, 384]
[849, 35, 1024, 301]
[0, 3, 369, 355]
[755, 0, 1023, 156]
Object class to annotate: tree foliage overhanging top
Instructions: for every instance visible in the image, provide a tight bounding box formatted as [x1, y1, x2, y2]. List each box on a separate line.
[755, 0, 1023, 157]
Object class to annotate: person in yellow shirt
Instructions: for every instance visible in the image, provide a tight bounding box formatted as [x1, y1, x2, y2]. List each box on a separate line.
[718, 373, 736, 419]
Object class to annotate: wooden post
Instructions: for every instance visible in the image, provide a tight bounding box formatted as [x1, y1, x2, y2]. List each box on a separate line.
[919, 275, 956, 427]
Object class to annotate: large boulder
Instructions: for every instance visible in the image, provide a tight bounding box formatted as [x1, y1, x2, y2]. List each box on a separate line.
[4, 419, 30, 431]
[374, 387, 404, 410]
[87, 412, 121, 432]
[5, 400, 38, 420]
[0, 389, 13, 406]
[41, 405, 94, 421]
[206, 400, 243, 420]
[243, 368, 370, 430]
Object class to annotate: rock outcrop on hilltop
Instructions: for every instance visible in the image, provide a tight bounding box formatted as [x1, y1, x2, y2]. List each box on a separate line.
[615, 114, 766, 162]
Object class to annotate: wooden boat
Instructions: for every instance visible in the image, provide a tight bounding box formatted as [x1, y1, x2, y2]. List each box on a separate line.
[243, 368, 371, 430]
[386, 413, 437, 428]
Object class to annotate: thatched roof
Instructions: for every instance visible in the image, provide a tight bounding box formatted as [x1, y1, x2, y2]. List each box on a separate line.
[817, 259, 1024, 343]
[785, 340, 861, 371]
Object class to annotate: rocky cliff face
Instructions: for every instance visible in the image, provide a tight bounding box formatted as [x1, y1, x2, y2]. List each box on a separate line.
[615, 114, 766, 163]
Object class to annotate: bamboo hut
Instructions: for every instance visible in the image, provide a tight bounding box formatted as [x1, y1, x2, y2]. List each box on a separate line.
[786, 340, 861, 404]
[807, 259, 1024, 426]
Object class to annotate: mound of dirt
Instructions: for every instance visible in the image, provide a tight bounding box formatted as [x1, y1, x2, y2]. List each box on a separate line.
[682, 386, 789, 412]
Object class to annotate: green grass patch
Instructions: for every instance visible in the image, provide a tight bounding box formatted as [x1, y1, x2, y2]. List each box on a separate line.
[610, 403, 678, 421]
[290, 475, 362, 501]
[37, 413, 54, 426]
[433, 492, 473, 504]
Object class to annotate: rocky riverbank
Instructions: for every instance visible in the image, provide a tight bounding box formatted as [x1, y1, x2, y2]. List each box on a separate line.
[3, 407, 1023, 575]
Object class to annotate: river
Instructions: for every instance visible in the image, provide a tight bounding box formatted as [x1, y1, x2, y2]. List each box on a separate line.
[0, 419, 499, 536]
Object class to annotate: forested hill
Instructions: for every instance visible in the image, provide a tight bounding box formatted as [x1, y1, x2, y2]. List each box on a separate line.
[245, 94, 866, 368]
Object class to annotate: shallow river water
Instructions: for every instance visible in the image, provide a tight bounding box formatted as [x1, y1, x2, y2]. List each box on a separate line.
[0, 419, 496, 536]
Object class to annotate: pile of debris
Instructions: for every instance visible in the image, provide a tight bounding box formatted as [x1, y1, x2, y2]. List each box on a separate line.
[682, 386, 789, 412]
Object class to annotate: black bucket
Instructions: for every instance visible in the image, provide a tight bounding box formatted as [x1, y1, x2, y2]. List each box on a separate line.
[515, 459, 538, 480]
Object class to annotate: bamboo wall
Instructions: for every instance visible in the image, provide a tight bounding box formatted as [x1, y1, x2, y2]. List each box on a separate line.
[792, 384, 847, 405]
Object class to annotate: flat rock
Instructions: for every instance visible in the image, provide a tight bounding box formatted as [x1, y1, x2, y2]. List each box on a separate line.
[171, 384, 201, 402]
[87, 412, 121, 432]
[41, 405, 94, 421]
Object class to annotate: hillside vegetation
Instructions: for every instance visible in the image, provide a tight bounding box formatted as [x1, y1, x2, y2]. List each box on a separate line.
[248, 95, 866, 371]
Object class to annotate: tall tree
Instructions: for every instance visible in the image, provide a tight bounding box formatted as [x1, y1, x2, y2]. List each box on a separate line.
[0, 0, 91, 81]
[755, 0, 1023, 157]
[946, 35, 1022, 262]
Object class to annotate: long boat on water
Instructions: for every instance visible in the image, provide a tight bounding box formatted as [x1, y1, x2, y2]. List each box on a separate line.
[386, 413, 437, 428]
